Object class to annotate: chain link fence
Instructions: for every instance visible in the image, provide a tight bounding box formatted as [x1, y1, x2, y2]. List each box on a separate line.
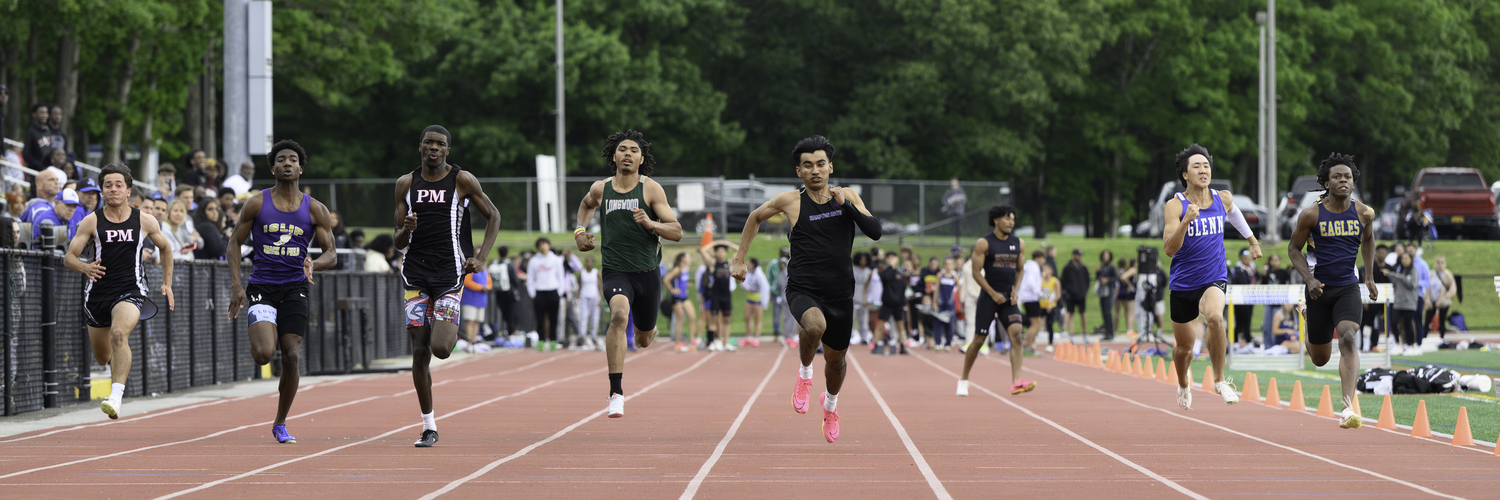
[1, 249, 409, 416]
[293, 177, 1013, 242]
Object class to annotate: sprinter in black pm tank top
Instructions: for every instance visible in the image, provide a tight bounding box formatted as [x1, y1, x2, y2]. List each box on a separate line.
[732, 136, 882, 444]
[955, 205, 1035, 397]
[573, 130, 682, 419]
[393, 125, 502, 447]
[64, 163, 176, 420]
[1288, 152, 1377, 430]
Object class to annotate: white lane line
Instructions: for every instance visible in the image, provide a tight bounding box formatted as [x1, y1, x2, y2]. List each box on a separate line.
[0, 397, 244, 444]
[916, 353, 1207, 499]
[419, 352, 717, 500]
[1000, 358, 1468, 500]
[680, 345, 787, 499]
[152, 349, 660, 500]
[849, 354, 953, 500]
[0, 351, 580, 478]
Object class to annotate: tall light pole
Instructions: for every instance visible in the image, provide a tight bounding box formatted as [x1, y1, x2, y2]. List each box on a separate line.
[1258, 2, 1279, 242]
[555, 0, 566, 224]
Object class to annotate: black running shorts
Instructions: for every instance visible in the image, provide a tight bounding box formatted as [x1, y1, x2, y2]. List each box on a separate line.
[878, 302, 905, 322]
[246, 282, 311, 337]
[84, 293, 156, 329]
[786, 289, 854, 351]
[603, 268, 661, 333]
[1023, 301, 1043, 318]
[1305, 284, 1363, 345]
[1170, 280, 1227, 324]
[708, 291, 734, 315]
[973, 295, 1024, 338]
[1063, 295, 1087, 313]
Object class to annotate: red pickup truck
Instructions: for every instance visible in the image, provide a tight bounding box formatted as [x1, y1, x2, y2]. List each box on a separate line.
[1406, 168, 1498, 240]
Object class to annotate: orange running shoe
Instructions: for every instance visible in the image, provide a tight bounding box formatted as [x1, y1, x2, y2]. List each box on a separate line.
[792, 376, 813, 414]
[1010, 379, 1037, 395]
[821, 393, 840, 443]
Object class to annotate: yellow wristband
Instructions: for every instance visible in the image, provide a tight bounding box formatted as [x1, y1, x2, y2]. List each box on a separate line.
[574, 226, 586, 235]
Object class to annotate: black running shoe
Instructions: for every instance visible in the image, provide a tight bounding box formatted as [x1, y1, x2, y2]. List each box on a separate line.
[414, 429, 439, 447]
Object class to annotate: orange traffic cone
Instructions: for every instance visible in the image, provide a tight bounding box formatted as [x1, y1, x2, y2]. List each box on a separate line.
[1289, 381, 1307, 412]
[1316, 385, 1336, 417]
[1142, 356, 1153, 378]
[1165, 360, 1176, 385]
[1106, 351, 1117, 372]
[1243, 372, 1262, 403]
[1201, 365, 1214, 392]
[700, 213, 716, 248]
[1156, 359, 1169, 384]
[1411, 400, 1432, 438]
[1375, 395, 1397, 429]
[1453, 407, 1474, 446]
[1264, 378, 1282, 408]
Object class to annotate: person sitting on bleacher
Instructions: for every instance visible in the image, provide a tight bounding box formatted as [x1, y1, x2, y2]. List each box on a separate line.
[19, 168, 61, 223]
[29, 187, 79, 242]
[1266, 303, 1301, 354]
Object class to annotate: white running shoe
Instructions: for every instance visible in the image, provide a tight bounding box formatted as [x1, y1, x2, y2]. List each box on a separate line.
[1215, 379, 1240, 405]
[100, 397, 121, 420]
[1177, 386, 1193, 410]
[956, 380, 969, 397]
[1338, 407, 1363, 429]
[607, 394, 624, 418]
[455, 338, 470, 352]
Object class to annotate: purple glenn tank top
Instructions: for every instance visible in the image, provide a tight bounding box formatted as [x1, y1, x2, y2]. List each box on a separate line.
[1168, 190, 1228, 291]
[249, 191, 315, 286]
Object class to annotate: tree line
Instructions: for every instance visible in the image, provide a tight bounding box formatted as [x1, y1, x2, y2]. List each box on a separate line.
[3, 0, 1497, 235]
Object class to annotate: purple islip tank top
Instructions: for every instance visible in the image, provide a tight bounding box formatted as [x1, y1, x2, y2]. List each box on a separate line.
[1169, 190, 1228, 291]
[249, 191, 315, 285]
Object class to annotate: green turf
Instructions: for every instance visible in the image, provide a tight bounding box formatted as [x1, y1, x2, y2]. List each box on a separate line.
[1392, 350, 1500, 373]
[1129, 353, 1500, 445]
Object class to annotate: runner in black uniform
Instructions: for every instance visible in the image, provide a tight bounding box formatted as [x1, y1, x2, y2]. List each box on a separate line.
[1288, 153, 1377, 429]
[64, 163, 176, 420]
[394, 125, 502, 447]
[732, 136, 882, 444]
[226, 140, 338, 443]
[956, 205, 1035, 397]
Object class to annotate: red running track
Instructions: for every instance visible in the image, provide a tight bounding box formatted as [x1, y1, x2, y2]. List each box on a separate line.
[0, 343, 1494, 499]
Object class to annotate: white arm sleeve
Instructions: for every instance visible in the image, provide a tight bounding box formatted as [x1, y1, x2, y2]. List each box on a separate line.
[1225, 202, 1255, 239]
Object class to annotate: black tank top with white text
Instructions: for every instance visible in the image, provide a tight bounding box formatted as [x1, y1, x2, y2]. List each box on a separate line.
[404, 165, 465, 279]
[982, 232, 1020, 294]
[87, 208, 148, 302]
[786, 188, 856, 300]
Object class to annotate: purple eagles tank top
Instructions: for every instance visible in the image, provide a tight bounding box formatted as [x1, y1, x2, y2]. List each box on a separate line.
[1309, 200, 1362, 287]
[249, 191, 314, 285]
[1168, 190, 1228, 291]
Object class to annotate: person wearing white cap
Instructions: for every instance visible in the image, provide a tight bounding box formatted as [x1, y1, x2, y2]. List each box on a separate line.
[29, 185, 78, 240]
[70, 177, 101, 239]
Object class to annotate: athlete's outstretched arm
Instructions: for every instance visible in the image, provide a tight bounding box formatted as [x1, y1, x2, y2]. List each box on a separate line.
[1359, 203, 1378, 300]
[732, 192, 793, 281]
[393, 175, 416, 251]
[1161, 197, 1191, 256]
[226, 194, 264, 318]
[1286, 205, 1322, 298]
[837, 187, 882, 240]
[573, 180, 605, 252]
[970, 237, 1003, 304]
[458, 171, 501, 272]
[642, 178, 682, 242]
[140, 212, 175, 311]
[308, 199, 339, 275]
[63, 213, 104, 279]
[1014, 238, 1025, 304]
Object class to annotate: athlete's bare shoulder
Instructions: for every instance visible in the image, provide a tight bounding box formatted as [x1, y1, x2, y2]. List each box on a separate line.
[771, 189, 800, 208]
[1219, 189, 1235, 202]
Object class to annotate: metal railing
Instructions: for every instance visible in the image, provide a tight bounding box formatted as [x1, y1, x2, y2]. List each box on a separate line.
[287, 176, 1012, 243]
[0, 249, 408, 416]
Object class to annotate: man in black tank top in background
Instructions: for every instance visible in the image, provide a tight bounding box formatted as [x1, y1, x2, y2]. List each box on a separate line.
[393, 125, 502, 447]
[574, 130, 683, 418]
[732, 136, 882, 444]
[955, 205, 1036, 397]
[64, 163, 177, 420]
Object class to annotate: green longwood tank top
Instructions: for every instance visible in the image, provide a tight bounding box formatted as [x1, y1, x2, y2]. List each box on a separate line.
[601, 178, 662, 272]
